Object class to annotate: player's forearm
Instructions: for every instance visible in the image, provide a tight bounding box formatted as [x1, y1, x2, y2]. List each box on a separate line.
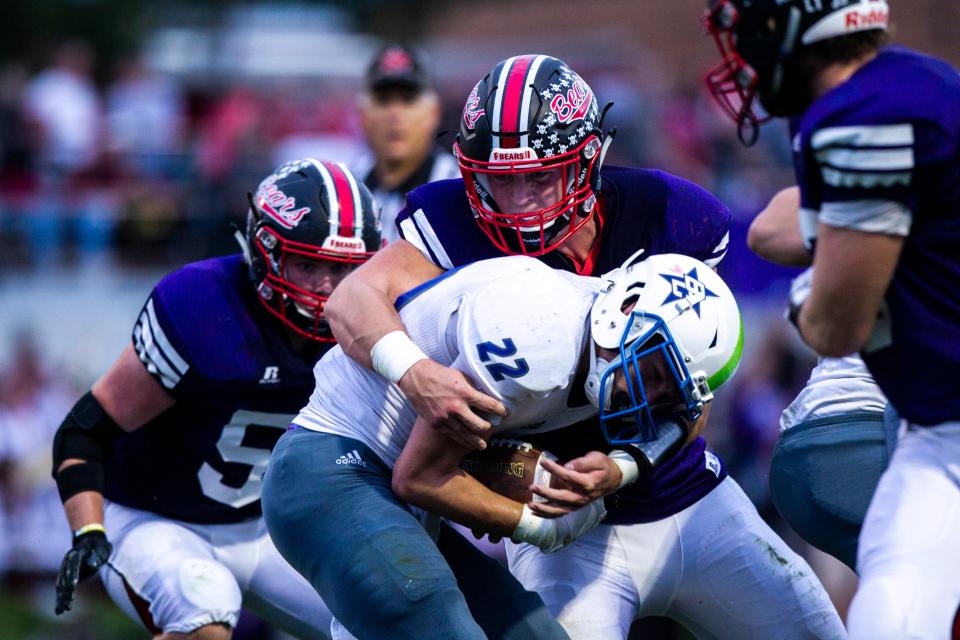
[393, 468, 523, 537]
[747, 187, 811, 267]
[326, 276, 406, 368]
[327, 240, 443, 369]
[61, 479, 105, 532]
[394, 416, 521, 536]
[798, 224, 903, 357]
[797, 303, 869, 357]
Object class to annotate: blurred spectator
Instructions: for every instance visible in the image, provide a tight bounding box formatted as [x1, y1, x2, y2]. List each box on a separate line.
[19, 40, 118, 267]
[352, 44, 459, 243]
[0, 332, 74, 574]
[22, 41, 101, 176]
[105, 56, 186, 179]
[0, 64, 35, 268]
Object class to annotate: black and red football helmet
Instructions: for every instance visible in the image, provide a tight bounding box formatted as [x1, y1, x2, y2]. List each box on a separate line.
[454, 55, 613, 256]
[704, 0, 889, 143]
[241, 158, 382, 342]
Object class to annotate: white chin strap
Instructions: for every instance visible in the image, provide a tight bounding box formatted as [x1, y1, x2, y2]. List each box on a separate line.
[234, 227, 253, 265]
[292, 300, 317, 319]
[584, 339, 617, 411]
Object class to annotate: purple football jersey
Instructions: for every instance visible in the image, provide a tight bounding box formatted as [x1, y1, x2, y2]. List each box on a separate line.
[104, 255, 330, 524]
[793, 47, 960, 425]
[396, 166, 732, 522]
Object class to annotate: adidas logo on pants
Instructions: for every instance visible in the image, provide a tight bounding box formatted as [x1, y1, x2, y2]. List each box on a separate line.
[336, 450, 367, 467]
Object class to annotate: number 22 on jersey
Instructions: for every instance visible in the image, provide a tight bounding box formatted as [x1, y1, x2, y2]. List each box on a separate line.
[476, 338, 529, 381]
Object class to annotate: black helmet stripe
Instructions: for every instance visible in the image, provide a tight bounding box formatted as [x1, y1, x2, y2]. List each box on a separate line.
[491, 54, 549, 150]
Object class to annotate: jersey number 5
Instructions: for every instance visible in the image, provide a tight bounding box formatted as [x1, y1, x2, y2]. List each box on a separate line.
[198, 410, 292, 509]
[476, 338, 529, 381]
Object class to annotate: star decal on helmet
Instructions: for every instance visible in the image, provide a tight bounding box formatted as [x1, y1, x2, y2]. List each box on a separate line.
[660, 267, 719, 318]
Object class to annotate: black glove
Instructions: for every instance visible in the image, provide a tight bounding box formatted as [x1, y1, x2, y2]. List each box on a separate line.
[55, 528, 112, 615]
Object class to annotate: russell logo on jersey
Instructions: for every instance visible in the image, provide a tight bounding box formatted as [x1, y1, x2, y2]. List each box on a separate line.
[259, 366, 281, 384]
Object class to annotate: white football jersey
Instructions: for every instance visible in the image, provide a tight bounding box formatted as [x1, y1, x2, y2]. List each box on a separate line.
[780, 354, 887, 431]
[293, 256, 600, 468]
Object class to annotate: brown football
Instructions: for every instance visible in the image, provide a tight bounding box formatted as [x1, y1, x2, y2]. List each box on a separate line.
[459, 438, 558, 504]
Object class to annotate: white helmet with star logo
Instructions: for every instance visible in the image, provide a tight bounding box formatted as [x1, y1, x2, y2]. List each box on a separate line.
[585, 250, 743, 444]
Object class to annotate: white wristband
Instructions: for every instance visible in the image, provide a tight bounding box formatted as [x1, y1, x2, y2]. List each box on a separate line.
[511, 504, 556, 550]
[608, 449, 640, 490]
[370, 330, 428, 383]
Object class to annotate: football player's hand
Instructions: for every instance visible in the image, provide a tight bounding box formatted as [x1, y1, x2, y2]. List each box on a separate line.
[471, 528, 503, 545]
[55, 528, 112, 615]
[398, 359, 506, 450]
[528, 452, 621, 517]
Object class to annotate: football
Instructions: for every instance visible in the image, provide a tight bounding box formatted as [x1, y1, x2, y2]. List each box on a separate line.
[459, 438, 558, 504]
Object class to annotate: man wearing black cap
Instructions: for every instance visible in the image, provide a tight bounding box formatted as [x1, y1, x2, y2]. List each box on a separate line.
[353, 44, 459, 244]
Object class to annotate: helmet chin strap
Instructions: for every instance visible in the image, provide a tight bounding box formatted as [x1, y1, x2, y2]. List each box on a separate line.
[591, 129, 616, 193]
[584, 339, 616, 411]
[234, 226, 253, 265]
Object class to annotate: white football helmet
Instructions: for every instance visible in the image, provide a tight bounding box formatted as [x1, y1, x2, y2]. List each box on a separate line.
[585, 251, 743, 444]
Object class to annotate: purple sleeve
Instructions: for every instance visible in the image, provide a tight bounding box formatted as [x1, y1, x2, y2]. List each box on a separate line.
[131, 261, 256, 399]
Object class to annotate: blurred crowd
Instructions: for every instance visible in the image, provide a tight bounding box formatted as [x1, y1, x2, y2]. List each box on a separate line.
[0, 40, 798, 271]
[0, 34, 842, 637]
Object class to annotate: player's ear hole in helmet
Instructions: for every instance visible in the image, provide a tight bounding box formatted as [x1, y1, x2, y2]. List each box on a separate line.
[454, 54, 616, 256]
[703, 0, 889, 145]
[235, 158, 383, 342]
[585, 251, 743, 445]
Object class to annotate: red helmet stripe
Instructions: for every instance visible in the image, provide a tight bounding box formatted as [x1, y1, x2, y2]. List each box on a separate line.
[497, 55, 536, 149]
[517, 55, 547, 148]
[323, 161, 356, 235]
[327, 162, 357, 235]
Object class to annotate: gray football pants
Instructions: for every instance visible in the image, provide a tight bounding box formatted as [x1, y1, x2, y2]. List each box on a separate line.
[262, 427, 569, 640]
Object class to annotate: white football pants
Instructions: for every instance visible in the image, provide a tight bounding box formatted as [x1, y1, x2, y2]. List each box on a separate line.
[101, 501, 332, 638]
[506, 477, 845, 639]
[848, 421, 960, 640]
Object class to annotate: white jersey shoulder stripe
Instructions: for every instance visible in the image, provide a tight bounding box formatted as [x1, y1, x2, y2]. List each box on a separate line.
[819, 199, 912, 237]
[144, 299, 189, 374]
[815, 147, 914, 172]
[398, 216, 432, 261]
[134, 324, 179, 389]
[810, 124, 914, 150]
[411, 209, 455, 270]
[134, 299, 189, 389]
[703, 250, 727, 269]
[702, 231, 729, 268]
[711, 230, 730, 254]
[821, 167, 912, 189]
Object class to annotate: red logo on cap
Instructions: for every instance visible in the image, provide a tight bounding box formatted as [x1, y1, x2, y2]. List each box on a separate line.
[379, 47, 413, 73]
